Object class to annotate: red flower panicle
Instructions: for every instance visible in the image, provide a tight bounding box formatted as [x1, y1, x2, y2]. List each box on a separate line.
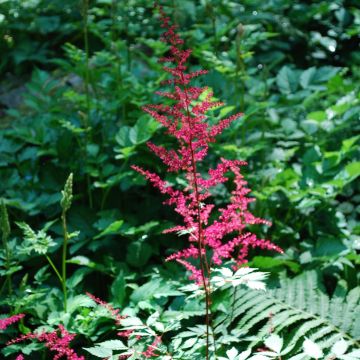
[86, 292, 125, 326]
[142, 335, 162, 358]
[132, 5, 282, 284]
[0, 313, 25, 330]
[7, 325, 84, 360]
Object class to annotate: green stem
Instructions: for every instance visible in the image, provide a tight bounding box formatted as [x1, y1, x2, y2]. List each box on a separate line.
[45, 255, 63, 285]
[110, 1, 126, 126]
[0, 277, 9, 297]
[86, 174, 93, 209]
[83, 0, 90, 130]
[235, 26, 246, 145]
[211, 15, 217, 55]
[230, 286, 238, 323]
[206, 1, 217, 55]
[82, 0, 93, 209]
[3, 236, 12, 294]
[181, 73, 213, 360]
[101, 186, 112, 211]
[61, 210, 69, 312]
[125, 9, 131, 71]
[172, 0, 177, 24]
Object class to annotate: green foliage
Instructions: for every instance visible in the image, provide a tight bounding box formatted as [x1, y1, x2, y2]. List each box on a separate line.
[215, 271, 360, 356]
[0, 0, 359, 358]
[16, 222, 56, 255]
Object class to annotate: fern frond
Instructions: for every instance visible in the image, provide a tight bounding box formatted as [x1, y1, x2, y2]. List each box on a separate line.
[215, 271, 360, 356]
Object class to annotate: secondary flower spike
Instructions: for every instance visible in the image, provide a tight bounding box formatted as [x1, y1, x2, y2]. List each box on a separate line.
[7, 325, 84, 360]
[132, 5, 282, 283]
[0, 313, 25, 330]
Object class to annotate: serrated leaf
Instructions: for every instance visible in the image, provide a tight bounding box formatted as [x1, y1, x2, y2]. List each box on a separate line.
[111, 270, 126, 306]
[67, 294, 94, 313]
[226, 347, 238, 360]
[97, 339, 127, 350]
[331, 338, 348, 356]
[264, 334, 283, 353]
[277, 66, 299, 94]
[94, 220, 124, 239]
[303, 338, 323, 359]
[84, 346, 112, 357]
[238, 349, 252, 360]
[126, 241, 152, 267]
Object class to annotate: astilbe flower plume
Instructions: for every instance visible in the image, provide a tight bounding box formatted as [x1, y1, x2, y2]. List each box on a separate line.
[132, 5, 282, 285]
[7, 325, 84, 360]
[86, 292, 133, 344]
[86, 293, 162, 359]
[86, 292, 125, 326]
[0, 313, 25, 330]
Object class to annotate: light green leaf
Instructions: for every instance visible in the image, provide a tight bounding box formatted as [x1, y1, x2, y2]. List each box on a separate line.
[303, 338, 323, 359]
[83, 346, 112, 357]
[97, 340, 127, 350]
[264, 334, 283, 354]
[331, 339, 348, 356]
[94, 220, 124, 239]
[277, 66, 299, 94]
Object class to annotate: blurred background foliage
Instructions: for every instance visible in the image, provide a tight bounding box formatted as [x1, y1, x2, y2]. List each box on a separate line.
[0, 0, 359, 357]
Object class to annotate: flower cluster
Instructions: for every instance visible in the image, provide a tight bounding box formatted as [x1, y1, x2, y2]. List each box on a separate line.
[7, 325, 84, 360]
[86, 292, 125, 326]
[142, 335, 161, 358]
[0, 313, 25, 330]
[86, 293, 162, 359]
[133, 5, 282, 284]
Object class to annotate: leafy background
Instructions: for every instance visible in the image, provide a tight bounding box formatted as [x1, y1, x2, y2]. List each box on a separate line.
[0, 0, 359, 358]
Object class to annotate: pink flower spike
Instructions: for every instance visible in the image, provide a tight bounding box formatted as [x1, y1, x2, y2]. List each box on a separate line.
[86, 292, 125, 326]
[7, 325, 84, 360]
[0, 313, 25, 330]
[133, 4, 283, 286]
[142, 336, 162, 358]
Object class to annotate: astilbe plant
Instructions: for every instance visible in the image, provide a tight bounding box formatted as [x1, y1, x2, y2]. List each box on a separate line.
[0, 314, 25, 330]
[132, 5, 282, 358]
[86, 292, 125, 326]
[7, 325, 84, 360]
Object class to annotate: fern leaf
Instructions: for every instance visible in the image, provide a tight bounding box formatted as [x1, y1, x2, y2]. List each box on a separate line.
[217, 271, 360, 356]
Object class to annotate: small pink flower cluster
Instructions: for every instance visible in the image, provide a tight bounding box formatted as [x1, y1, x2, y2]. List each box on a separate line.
[142, 335, 161, 358]
[86, 292, 125, 326]
[133, 5, 282, 284]
[7, 325, 84, 360]
[86, 293, 162, 359]
[0, 313, 25, 330]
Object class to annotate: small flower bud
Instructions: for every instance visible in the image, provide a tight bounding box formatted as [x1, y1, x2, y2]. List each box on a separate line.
[0, 199, 10, 240]
[236, 23, 244, 38]
[61, 173, 74, 212]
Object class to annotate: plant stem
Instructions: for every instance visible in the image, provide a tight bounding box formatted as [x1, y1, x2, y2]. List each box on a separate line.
[181, 74, 213, 360]
[230, 286, 238, 323]
[83, 0, 90, 130]
[235, 25, 246, 145]
[45, 255, 63, 285]
[123, 5, 131, 72]
[82, 0, 93, 209]
[172, 0, 178, 24]
[1, 202, 12, 294]
[3, 234, 12, 294]
[61, 209, 69, 312]
[206, 1, 218, 56]
[0, 278, 9, 297]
